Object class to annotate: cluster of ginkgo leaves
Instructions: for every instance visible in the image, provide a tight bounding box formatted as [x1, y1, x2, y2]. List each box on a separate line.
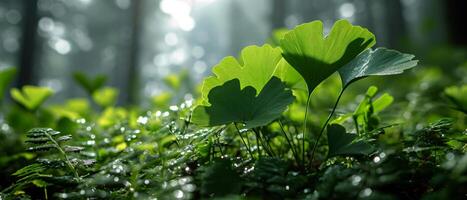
[1, 19, 466, 200]
[191, 19, 418, 164]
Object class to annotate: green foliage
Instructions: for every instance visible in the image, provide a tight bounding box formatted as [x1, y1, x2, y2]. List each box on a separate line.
[0, 67, 16, 102]
[200, 44, 282, 102]
[353, 86, 394, 134]
[72, 72, 107, 95]
[10, 86, 54, 111]
[92, 87, 119, 108]
[0, 19, 464, 200]
[326, 124, 373, 158]
[273, 59, 307, 91]
[1, 128, 86, 198]
[280, 19, 375, 93]
[199, 159, 241, 197]
[192, 77, 294, 129]
[444, 84, 467, 113]
[338, 48, 418, 87]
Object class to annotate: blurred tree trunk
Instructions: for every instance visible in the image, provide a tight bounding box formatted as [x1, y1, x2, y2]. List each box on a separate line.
[17, 0, 38, 87]
[445, 0, 467, 46]
[127, 0, 142, 104]
[271, 0, 286, 29]
[383, 0, 406, 48]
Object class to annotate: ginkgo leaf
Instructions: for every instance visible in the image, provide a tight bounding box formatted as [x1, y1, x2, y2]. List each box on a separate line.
[327, 124, 373, 158]
[201, 44, 282, 102]
[280, 19, 375, 93]
[11, 86, 54, 111]
[0, 67, 16, 102]
[338, 48, 418, 87]
[192, 77, 294, 129]
[273, 58, 307, 91]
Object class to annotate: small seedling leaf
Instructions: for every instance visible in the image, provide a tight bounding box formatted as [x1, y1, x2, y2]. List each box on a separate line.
[327, 124, 373, 158]
[10, 86, 53, 111]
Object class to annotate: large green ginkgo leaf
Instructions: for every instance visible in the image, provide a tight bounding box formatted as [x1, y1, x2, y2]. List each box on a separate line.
[201, 44, 282, 102]
[327, 124, 373, 158]
[11, 86, 54, 111]
[280, 20, 375, 93]
[192, 77, 294, 129]
[273, 58, 307, 91]
[338, 48, 418, 87]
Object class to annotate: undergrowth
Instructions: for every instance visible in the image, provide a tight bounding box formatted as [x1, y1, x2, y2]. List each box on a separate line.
[0, 19, 465, 200]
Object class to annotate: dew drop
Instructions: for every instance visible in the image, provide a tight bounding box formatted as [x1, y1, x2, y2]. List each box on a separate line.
[379, 152, 386, 159]
[174, 190, 184, 199]
[373, 156, 381, 163]
[169, 105, 179, 111]
[360, 188, 372, 197]
[137, 116, 148, 125]
[185, 166, 191, 173]
[351, 175, 362, 186]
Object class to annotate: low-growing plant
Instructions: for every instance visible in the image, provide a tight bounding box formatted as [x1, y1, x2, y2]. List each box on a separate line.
[0, 19, 465, 200]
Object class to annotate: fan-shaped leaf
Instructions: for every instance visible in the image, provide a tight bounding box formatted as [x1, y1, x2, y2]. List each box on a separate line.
[200, 44, 282, 101]
[280, 19, 375, 93]
[338, 48, 418, 87]
[192, 77, 294, 129]
[10, 86, 53, 111]
[273, 59, 307, 91]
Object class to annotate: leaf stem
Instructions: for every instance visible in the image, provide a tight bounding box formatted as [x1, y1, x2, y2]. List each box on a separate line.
[254, 128, 274, 157]
[310, 89, 345, 165]
[215, 129, 224, 155]
[44, 186, 48, 200]
[302, 93, 312, 168]
[278, 120, 300, 164]
[353, 116, 360, 135]
[254, 129, 263, 157]
[234, 123, 254, 159]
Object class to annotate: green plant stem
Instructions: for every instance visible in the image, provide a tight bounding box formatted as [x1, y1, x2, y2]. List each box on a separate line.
[45, 133, 80, 179]
[310, 89, 345, 165]
[254, 129, 263, 157]
[180, 110, 192, 135]
[234, 123, 254, 159]
[262, 130, 277, 157]
[353, 116, 360, 135]
[44, 187, 48, 200]
[278, 120, 300, 164]
[302, 93, 312, 167]
[254, 128, 274, 157]
[216, 128, 226, 156]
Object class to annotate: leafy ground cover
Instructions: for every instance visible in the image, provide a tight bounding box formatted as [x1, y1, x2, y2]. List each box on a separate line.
[0, 20, 466, 200]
